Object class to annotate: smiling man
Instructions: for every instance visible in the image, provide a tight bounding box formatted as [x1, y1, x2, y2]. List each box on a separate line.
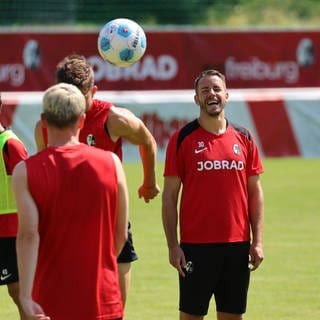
[162, 69, 265, 320]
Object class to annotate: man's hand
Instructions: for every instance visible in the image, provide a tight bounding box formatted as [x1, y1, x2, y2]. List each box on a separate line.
[138, 184, 160, 203]
[20, 297, 50, 320]
[249, 243, 264, 271]
[168, 244, 187, 277]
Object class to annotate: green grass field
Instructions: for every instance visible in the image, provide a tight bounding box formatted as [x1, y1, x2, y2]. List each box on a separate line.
[1, 158, 320, 319]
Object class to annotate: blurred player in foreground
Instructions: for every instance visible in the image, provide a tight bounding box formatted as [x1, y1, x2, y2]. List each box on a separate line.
[162, 69, 264, 320]
[0, 93, 28, 319]
[34, 54, 160, 307]
[13, 83, 128, 320]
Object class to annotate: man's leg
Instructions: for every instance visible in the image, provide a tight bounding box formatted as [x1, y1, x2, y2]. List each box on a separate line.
[180, 311, 204, 320]
[7, 281, 27, 320]
[117, 262, 131, 307]
[217, 312, 243, 320]
[117, 222, 138, 307]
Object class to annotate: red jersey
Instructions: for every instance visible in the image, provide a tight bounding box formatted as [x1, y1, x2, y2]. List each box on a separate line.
[0, 133, 28, 237]
[26, 144, 123, 319]
[164, 119, 264, 244]
[42, 99, 123, 159]
[80, 99, 122, 159]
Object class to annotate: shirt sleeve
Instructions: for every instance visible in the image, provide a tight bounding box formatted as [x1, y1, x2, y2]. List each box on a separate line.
[3, 138, 28, 174]
[247, 136, 264, 177]
[163, 131, 180, 177]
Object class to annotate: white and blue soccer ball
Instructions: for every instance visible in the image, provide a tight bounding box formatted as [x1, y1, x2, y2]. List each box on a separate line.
[98, 18, 147, 68]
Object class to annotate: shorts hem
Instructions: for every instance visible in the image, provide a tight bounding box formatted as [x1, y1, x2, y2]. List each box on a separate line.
[179, 307, 207, 316]
[117, 256, 138, 263]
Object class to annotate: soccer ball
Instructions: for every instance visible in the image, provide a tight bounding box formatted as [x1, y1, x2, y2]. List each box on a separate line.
[97, 18, 147, 68]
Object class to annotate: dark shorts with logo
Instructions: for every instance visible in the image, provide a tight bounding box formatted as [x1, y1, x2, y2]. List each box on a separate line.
[179, 242, 250, 316]
[117, 222, 138, 263]
[0, 237, 19, 285]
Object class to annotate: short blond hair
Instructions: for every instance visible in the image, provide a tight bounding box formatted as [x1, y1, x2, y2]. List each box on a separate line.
[43, 83, 86, 128]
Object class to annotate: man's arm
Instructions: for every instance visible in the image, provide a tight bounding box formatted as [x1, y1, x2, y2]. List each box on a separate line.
[161, 176, 186, 277]
[12, 161, 49, 319]
[248, 174, 264, 271]
[108, 107, 160, 202]
[112, 153, 129, 256]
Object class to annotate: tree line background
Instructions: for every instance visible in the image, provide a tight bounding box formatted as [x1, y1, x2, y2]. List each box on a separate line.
[1, 0, 320, 27]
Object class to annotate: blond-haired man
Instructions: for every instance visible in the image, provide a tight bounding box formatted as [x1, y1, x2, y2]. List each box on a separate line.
[13, 83, 128, 320]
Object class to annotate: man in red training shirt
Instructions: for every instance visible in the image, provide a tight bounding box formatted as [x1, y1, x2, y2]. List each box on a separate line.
[13, 83, 128, 320]
[34, 54, 160, 307]
[162, 70, 264, 320]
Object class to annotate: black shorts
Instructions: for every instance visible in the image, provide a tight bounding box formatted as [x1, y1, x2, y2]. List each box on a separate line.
[179, 242, 250, 316]
[117, 222, 138, 263]
[0, 237, 19, 285]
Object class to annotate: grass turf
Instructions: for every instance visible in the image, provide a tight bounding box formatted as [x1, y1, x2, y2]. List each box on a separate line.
[1, 158, 320, 319]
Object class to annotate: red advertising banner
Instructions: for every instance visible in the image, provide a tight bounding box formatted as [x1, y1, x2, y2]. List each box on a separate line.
[0, 29, 319, 91]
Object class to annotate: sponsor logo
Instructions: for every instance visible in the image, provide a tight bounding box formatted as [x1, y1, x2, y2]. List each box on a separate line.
[194, 141, 207, 154]
[89, 54, 178, 82]
[0, 270, 12, 281]
[197, 160, 244, 171]
[194, 147, 208, 154]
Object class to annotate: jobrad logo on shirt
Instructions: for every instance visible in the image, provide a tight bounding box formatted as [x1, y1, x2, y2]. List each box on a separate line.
[197, 160, 244, 171]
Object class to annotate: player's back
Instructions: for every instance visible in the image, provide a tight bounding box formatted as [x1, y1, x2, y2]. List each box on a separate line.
[25, 143, 123, 319]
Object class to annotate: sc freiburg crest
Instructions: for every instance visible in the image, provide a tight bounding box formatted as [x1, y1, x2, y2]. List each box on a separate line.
[233, 144, 241, 155]
[86, 134, 96, 147]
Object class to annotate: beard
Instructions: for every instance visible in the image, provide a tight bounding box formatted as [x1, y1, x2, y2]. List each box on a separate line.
[199, 101, 224, 117]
